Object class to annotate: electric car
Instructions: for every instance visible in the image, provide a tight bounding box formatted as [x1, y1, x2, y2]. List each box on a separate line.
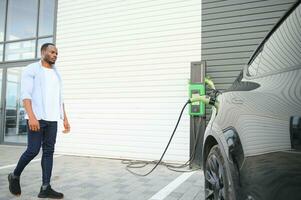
[203, 1, 301, 200]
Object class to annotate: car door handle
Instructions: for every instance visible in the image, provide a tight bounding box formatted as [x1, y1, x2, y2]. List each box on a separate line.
[231, 97, 243, 104]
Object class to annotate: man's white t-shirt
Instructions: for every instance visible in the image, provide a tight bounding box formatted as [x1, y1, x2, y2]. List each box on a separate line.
[42, 67, 60, 121]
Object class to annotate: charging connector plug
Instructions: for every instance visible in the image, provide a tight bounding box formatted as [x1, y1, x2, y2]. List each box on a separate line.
[188, 94, 219, 112]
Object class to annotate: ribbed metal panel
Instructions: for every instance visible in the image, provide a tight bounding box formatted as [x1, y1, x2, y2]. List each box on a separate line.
[202, 0, 296, 118]
[55, 0, 202, 162]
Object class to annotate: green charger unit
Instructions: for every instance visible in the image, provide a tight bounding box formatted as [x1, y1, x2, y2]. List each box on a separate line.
[189, 83, 205, 116]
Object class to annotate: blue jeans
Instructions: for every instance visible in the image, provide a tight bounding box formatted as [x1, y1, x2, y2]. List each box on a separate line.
[14, 120, 57, 185]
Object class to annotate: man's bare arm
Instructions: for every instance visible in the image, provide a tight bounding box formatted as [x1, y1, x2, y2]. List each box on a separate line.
[23, 99, 40, 131]
[62, 103, 70, 133]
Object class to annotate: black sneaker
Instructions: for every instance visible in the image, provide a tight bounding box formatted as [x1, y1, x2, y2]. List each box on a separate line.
[8, 173, 21, 196]
[38, 185, 64, 199]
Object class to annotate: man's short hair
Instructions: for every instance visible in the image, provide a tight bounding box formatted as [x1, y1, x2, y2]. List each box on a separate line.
[41, 43, 55, 52]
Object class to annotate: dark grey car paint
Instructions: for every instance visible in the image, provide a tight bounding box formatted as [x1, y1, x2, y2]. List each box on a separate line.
[203, 1, 301, 199]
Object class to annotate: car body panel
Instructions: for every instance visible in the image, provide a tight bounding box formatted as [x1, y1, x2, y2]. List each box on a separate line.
[203, 1, 301, 199]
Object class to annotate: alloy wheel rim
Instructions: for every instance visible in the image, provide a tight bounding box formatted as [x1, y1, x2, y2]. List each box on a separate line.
[205, 154, 225, 200]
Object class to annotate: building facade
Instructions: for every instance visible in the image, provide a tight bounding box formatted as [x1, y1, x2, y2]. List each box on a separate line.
[0, 0, 296, 162]
[0, 0, 55, 144]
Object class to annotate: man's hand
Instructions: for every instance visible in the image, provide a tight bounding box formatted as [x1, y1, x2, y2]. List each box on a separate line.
[63, 118, 70, 133]
[28, 117, 40, 132]
[23, 99, 39, 132]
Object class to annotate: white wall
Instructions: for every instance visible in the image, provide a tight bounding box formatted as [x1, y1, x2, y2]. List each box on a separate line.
[55, 0, 201, 162]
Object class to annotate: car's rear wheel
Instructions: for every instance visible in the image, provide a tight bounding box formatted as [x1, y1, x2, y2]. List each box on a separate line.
[205, 145, 235, 200]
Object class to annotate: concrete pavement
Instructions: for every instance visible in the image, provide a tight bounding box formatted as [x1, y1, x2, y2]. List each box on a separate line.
[0, 145, 204, 200]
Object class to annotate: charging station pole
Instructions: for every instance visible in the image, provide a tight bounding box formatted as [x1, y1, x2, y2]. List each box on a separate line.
[190, 61, 206, 168]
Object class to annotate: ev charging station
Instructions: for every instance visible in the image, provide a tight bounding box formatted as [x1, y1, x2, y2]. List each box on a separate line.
[189, 61, 206, 168]
[125, 61, 218, 176]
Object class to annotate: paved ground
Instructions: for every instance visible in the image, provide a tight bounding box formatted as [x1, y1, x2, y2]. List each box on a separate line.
[0, 145, 205, 200]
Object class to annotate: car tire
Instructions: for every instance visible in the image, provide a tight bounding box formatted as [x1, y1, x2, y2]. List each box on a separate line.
[204, 145, 236, 200]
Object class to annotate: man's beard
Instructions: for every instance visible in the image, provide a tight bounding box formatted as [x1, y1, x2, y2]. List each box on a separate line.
[46, 58, 56, 65]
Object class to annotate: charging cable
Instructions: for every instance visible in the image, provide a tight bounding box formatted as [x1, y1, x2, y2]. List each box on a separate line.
[124, 100, 190, 176]
[124, 84, 221, 176]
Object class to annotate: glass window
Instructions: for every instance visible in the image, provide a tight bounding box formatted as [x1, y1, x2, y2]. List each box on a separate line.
[5, 40, 36, 61]
[4, 67, 27, 143]
[0, 0, 6, 42]
[0, 69, 2, 101]
[37, 37, 53, 57]
[258, 5, 301, 76]
[6, 80, 18, 108]
[0, 44, 3, 61]
[6, 0, 38, 41]
[39, 0, 55, 36]
[1, 0, 56, 62]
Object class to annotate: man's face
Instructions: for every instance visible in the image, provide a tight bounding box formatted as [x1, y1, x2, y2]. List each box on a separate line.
[41, 45, 58, 64]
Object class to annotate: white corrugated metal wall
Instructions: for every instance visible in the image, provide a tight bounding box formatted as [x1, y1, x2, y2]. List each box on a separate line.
[55, 0, 201, 162]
